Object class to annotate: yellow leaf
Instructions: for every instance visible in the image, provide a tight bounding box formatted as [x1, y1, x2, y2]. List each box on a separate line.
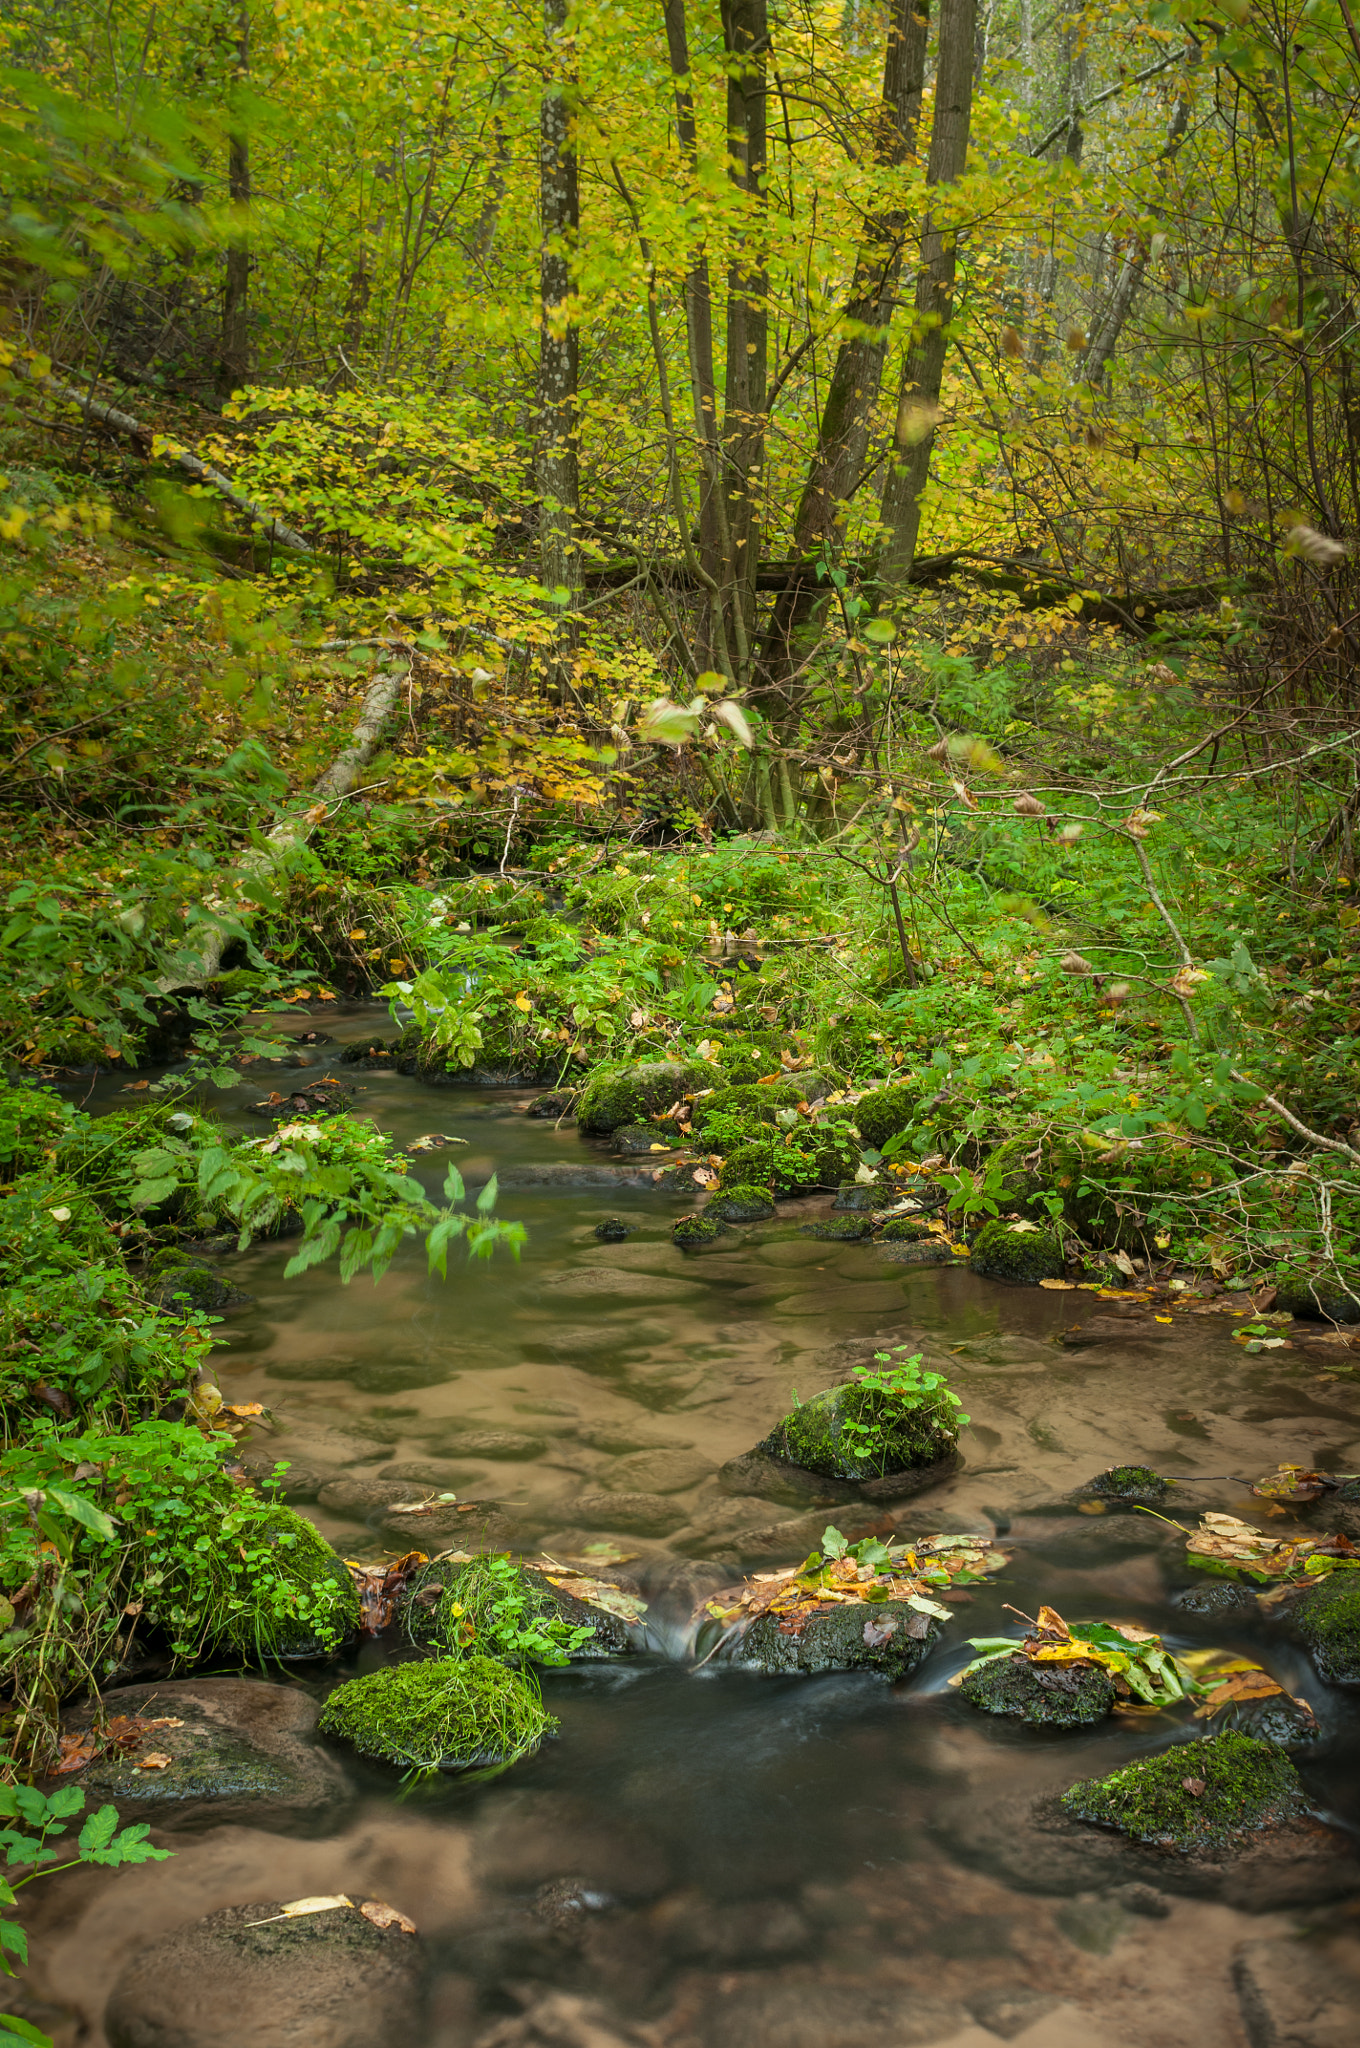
[514, 994, 533, 1013]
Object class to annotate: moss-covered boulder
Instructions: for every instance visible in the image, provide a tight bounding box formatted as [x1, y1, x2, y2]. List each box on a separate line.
[691, 1080, 804, 1138]
[728, 1600, 941, 1679]
[673, 1211, 725, 1248]
[717, 1139, 777, 1190]
[802, 1216, 873, 1241]
[1061, 1732, 1306, 1854]
[961, 1652, 1115, 1727]
[147, 1249, 247, 1315]
[578, 1059, 720, 1134]
[969, 1218, 1066, 1284]
[758, 1380, 958, 1483]
[594, 1216, 630, 1241]
[526, 1089, 578, 1119]
[832, 1181, 877, 1213]
[1293, 1575, 1360, 1684]
[1275, 1271, 1360, 1324]
[319, 1655, 552, 1770]
[989, 1131, 1223, 1253]
[401, 1555, 635, 1662]
[877, 1213, 938, 1242]
[1078, 1466, 1171, 1505]
[225, 1505, 361, 1660]
[612, 1123, 672, 1156]
[853, 1082, 928, 1151]
[706, 1183, 776, 1224]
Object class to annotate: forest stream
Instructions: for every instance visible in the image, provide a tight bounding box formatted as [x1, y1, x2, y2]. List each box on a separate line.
[17, 1008, 1360, 2048]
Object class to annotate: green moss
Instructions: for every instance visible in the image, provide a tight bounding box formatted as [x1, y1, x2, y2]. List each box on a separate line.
[802, 1216, 872, 1241]
[402, 1553, 629, 1662]
[691, 1081, 803, 1138]
[578, 1059, 720, 1133]
[1275, 1271, 1360, 1323]
[988, 1132, 1223, 1252]
[718, 1139, 777, 1190]
[969, 1218, 1066, 1284]
[318, 1655, 554, 1770]
[733, 1600, 940, 1679]
[1060, 1731, 1305, 1852]
[1080, 1465, 1170, 1503]
[962, 1652, 1115, 1726]
[706, 1183, 776, 1223]
[226, 1504, 361, 1659]
[1294, 1575, 1360, 1683]
[673, 1211, 725, 1247]
[759, 1380, 957, 1480]
[877, 1215, 937, 1242]
[854, 1081, 927, 1151]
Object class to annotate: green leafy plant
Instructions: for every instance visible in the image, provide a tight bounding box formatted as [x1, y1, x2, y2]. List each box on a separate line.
[836, 1348, 970, 1473]
[432, 1554, 593, 1668]
[1, 1782, 170, 2047]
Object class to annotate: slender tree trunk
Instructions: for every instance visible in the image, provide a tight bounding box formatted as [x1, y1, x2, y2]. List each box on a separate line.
[218, 4, 251, 399]
[1081, 92, 1190, 388]
[664, 0, 736, 681]
[536, 0, 581, 622]
[877, 0, 976, 596]
[757, 0, 929, 707]
[720, 0, 768, 648]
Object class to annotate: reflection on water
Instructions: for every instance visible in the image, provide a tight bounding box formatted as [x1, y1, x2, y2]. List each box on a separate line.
[33, 1007, 1360, 2046]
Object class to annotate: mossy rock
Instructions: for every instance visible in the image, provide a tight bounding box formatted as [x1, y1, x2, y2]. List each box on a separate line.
[962, 1652, 1116, 1727]
[989, 1132, 1223, 1253]
[691, 1081, 804, 1137]
[1213, 1690, 1321, 1748]
[1275, 1271, 1360, 1324]
[802, 1216, 873, 1241]
[577, 1059, 720, 1134]
[727, 1600, 941, 1679]
[1060, 1732, 1306, 1853]
[147, 1249, 245, 1315]
[613, 1123, 671, 1156]
[758, 1380, 958, 1483]
[594, 1217, 630, 1241]
[1078, 1466, 1171, 1505]
[673, 1212, 725, 1248]
[318, 1655, 553, 1770]
[706, 1184, 776, 1224]
[717, 1139, 777, 1190]
[854, 1081, 927, 1151]
[527, 1090, 578, 1119]
[1293, 1575, 1360, 1684]
[969, 1218, 1066, 1284]
[338, 1038, 398, 1069]
[832, 1181, 877, 1213]
[876, 1214, 938, 1243]
[402, 1556, 634, 1662]
[224, 1505, 361, 1660]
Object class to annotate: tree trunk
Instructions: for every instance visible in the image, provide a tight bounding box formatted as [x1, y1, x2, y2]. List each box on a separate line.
[720, 0, 768, 650]
[1081, 92, 1191, 388]
[218, 4, 251, 399]
[756, 0, 930, 709]
[877, 0, 976, 596]
[663, 0, 736, 681]
[536, 0, 581, 619]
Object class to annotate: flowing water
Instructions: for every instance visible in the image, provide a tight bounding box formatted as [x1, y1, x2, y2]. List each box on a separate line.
[25, 1008, 1360, 2046]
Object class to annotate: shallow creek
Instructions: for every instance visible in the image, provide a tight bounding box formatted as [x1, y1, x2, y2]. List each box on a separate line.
[27, 1008, 1360, 2046]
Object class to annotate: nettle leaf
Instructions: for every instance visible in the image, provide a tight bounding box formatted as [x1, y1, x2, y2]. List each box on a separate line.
[129, 1177, 180, 1210]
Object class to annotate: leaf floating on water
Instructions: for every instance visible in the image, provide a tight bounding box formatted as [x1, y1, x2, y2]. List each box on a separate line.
[1251, 1463, 1333, 1503]
[360, 1900, 417, 1933]
[1185, 1511, 1360, 1582]
[1038, 1278, 1075, 1289]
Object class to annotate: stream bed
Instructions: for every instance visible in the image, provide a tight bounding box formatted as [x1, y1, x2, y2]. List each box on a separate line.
[24, 1007, 1360, 2047]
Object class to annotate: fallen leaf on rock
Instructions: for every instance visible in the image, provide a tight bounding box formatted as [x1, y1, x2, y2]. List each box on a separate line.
[1181, 1776, 1206, 1797]
[132, 1753, 172, 1770]
[862, 1617, 898, 1648]
[247, 1896, 353, 1926]
[53, 1733, 99, 1774]
[346, 1551, 430, 1633]
[360, 1900, 417, 1933]
[1251, 1463, 1332, 1503]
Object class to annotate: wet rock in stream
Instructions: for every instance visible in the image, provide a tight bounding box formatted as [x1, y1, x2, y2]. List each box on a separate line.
[721, 1600, 942, 1680]
[960, 1651, 1117, 1727]
[1291, 1574, 1360, 1684]
[756, 1380, 960, 1492]
[59, 1678, 351, 1830]
[104, 1898, 423, 2048]
[1233, 1934, 1360, 2048]
[1076, 1464, 1173, 1505]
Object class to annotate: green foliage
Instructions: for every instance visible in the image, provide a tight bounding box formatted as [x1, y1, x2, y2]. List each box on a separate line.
[417, 1554, 594, 1669]
[838, 1349, 969, 1471]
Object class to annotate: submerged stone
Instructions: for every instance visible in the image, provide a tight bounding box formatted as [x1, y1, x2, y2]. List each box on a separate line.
[1078, 1465, 1171, 1505]
[1293, 1575, 1360, 1684]
[1060, 1731, 1306, 1854]
[801, 1216, 873, 1242]
[594, 1217, 631, 1241]
[319, 1655, 553, 1770]
[757, 1380, 957, 1484]
[727, 1599, 941, 1680]
[969, 1219, 1066, 1285]
[104, 1898, 422, 2048]
[961, 1652, 1116, 1727]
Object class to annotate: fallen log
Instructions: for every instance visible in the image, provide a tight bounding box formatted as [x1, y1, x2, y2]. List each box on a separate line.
[17, 357, 316, 557]
[157, 655, 408, 993]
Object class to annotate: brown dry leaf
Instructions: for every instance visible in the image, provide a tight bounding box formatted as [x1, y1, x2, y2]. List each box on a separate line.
[132, 1752, 173, 1771]
[346, 1551, 430, 1634]
[247, 1896, 353, 1926]
[1038, 1278, 1075, 1290]
[52, 1733, 99, 1775]
[222, 1402, 266, 1419]
[1181, 1776, 1207, 1798]
[360, 1900, 417, 1934]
